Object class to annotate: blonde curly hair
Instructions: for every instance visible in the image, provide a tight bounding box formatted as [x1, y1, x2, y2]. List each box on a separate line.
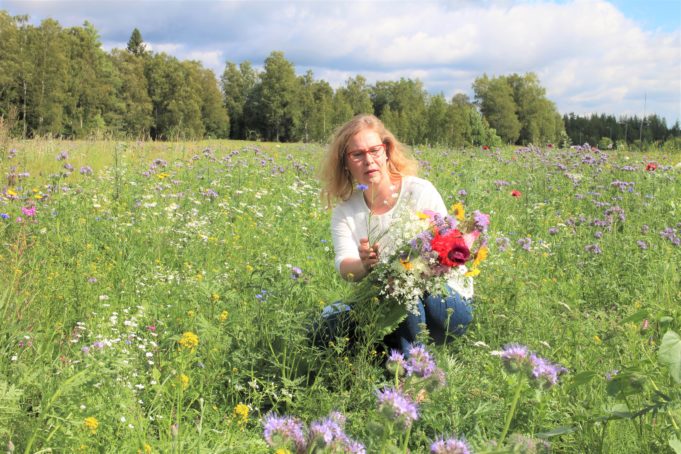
[319, 114, 418, 208]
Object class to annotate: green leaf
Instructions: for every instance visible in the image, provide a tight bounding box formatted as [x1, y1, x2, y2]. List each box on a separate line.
[658, 330, 681, 384]
[536, 425, 577, 438]
[571, 371, 597, 387]
[620, 308, 649, 325]
[669, 436, 681, 454]
[373, 303, 409, 338]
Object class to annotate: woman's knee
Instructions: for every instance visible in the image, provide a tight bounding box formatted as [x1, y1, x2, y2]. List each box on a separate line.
[424, 293, 473, 339]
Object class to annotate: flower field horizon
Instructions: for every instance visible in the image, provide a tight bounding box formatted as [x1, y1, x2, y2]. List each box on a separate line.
[1, 139, 680, 453]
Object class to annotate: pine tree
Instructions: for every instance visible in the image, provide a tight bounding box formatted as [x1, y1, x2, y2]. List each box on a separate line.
[126, 28, 146, 56]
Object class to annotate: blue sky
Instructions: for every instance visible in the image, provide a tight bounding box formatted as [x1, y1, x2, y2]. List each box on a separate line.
[4, 0, 680, 126]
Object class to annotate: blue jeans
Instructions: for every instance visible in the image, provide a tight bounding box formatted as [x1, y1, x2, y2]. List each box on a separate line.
[311, 286, 473, 355]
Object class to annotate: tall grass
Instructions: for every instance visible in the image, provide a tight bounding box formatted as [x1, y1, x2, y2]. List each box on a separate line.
[0, 138, 679, 452]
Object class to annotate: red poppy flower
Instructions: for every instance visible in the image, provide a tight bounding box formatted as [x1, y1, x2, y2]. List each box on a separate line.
[511, 190, 522, 198]
[645, 162, 657, 171]
[547, 143, 554, 148]
[431, 229, 470, 267]
[482, 145, 490, 150]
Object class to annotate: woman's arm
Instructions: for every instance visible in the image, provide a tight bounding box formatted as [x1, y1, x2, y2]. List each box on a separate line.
[339, 238, 379, 281]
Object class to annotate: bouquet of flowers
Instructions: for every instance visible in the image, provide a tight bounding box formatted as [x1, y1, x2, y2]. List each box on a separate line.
[347, 203, 489, 336]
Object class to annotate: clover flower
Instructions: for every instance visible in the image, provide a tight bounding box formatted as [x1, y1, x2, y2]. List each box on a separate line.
[430, 437, 471, 454]
[376, 387, 419, 428]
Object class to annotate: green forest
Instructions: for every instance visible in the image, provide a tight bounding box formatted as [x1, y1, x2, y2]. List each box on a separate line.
[1, 11, 679, 149]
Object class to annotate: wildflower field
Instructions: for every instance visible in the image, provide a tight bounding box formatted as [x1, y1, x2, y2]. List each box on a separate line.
[1, 139, 680, 453]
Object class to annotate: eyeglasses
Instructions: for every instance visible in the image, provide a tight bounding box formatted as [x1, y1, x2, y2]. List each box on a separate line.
[346, 143, 386, 162]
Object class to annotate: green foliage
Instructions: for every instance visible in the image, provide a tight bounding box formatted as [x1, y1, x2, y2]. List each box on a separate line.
[1, 139, 679, 452]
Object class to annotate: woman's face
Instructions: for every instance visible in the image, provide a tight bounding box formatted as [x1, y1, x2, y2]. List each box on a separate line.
[345, 128, 389, 187]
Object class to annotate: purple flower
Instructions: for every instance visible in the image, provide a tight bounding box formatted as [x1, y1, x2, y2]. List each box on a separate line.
[291, 266, 303, 280]
[530, 354, 567, 388]
[386, 349, 407, 375]
[0, 213, 9, 220]
[376, 388, 419, 428]
[406, 344, 437, 378]
[430, 437, 472, 454]
[517, 237, 532, 251]
[457, 189, 468, 197]
[548, 227, 558, 235]
[63, 163, 74, 171]
[585, 244, 602, 254]
[660, 227, 680, 246]
[496, 344, 531, 373]
[56, 151, 68, 161]
[637, 240, 648, 250]
[262, 414, 307, 452]
[21, 206, 36, 217]
[202, 189, 218, 199]
[641, 224, 650, 234]
[473, 210, 490, 232]
[594, 231, 603, 239]
[605, 369, 619, 381]
[80, 166, 93, 175]
[496, 236, 510, 252]
[308, 412, 364, 452]
[356, 184, 368, 191]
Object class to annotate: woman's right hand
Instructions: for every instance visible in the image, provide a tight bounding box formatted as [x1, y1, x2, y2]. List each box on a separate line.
[358, 238, 380, 271]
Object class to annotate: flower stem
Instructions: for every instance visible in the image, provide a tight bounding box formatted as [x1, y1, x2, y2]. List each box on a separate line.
[499, 375, 525, 446]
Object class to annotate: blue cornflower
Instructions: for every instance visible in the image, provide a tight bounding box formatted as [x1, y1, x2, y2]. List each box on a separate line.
[356, 184, 369, 191]
[0, 213, 9, 220]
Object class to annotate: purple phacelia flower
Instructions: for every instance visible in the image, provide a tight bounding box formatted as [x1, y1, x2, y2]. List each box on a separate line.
[262, 414, 307, 452]
[585, 244, 602, 254]
[430, 437, 472, 454]
[376, 388, 419, 428]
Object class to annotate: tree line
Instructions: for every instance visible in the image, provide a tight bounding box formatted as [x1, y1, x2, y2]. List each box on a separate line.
[1, 12, 678, 148]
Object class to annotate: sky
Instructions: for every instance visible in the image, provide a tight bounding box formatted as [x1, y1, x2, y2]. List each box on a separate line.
[4, 0, 681, 126]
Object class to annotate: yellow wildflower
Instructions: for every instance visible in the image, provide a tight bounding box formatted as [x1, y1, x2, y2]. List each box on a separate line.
[137, 444, 152, 454]
[472, 245, 489, 269]
[211, 293, 220, 302]
[594, 335, 602, 344]
[157, 172, 169, 179]
[6, 188, 17, 197]
[245, 264, 254, 273]
[83, 416, 99, 434]
[178, 331, 199, 350]
[399, 257, 413, 271]
[186, 310, 195, 318]
[416, 211, 429, 220]
[219, 310, 229, 322]
[451, 202, 465, 221]
[275, 449, 292, 454]
[233, 403, 249, 424]
[179, 373, 190, 390]
[465, 268, 481, 277]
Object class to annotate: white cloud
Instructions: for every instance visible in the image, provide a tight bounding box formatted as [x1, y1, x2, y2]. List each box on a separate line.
[4, 0, 680, 124]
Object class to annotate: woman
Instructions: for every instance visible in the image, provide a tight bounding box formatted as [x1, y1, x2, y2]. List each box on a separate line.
[317, 114, 473, 354]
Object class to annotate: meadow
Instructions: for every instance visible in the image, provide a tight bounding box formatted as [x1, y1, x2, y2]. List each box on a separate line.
[1, 139, 680, 453]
